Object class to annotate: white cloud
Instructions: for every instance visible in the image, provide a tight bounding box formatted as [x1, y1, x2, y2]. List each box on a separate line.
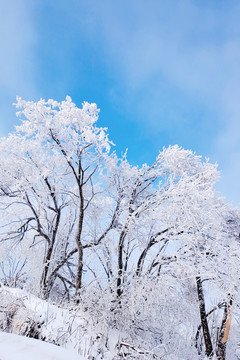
[0, 0, 239, 203]
[0, 0, 38, 136]
[79, 0, 240, 204]
[0, 0, 36, 90]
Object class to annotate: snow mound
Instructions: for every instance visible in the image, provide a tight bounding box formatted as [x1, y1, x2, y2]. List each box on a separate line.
[0, 332, 86, 360]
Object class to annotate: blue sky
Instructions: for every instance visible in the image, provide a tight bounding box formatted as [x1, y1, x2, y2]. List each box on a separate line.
[0, 0, 240, 205]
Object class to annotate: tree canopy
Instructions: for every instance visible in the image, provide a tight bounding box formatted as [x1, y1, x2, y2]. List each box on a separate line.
[0, 97, 239, 359]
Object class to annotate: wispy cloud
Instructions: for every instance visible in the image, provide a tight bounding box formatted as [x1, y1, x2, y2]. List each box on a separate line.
[1, 0, 239, 204]
[76, 0, 240, 204]
[0, 0, 38, 135]
[88, 1, 240, 111]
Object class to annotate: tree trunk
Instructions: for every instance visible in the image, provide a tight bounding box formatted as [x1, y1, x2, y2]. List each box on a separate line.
[75, 239, 83, 296]
[216, 297, 232, 360]
[40, 246, 53, 299]
[196, 276, 213, 358]
[117, 232, 125, 298]
[75, 177, 84, 298]
[39, 207, 61, 299]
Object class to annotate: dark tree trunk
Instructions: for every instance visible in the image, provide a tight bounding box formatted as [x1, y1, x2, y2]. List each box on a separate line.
[196, 276, 213, 358]
[216, 297, 232, 360]
[117, 232, 125, 298]
[75, 236, 83, 296]
[40, 246, 53, 299]
[39, 205, 61, 299]
[75, 166, 84, 297]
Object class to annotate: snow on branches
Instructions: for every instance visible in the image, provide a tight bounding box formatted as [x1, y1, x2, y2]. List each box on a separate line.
[0, 97, 239, 359]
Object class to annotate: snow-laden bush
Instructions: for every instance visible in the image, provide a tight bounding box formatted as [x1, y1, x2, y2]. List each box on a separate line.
[0, 282, 198, 359]
[0, 284, 44, 338]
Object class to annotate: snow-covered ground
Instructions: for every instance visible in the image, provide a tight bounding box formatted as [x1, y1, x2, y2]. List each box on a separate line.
[0, 332, 86, 360]
[0, 285, 111, 359]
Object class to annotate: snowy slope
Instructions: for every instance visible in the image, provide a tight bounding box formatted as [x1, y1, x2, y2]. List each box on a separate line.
[0, 332, 86, 360]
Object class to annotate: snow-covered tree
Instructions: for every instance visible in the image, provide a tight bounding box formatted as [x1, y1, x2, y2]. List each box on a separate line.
[0, 96, 115, 299]
[0, 96, 239, 359]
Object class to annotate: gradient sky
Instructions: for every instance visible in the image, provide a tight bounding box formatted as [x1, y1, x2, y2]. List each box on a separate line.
[0, 0, 240, 205]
